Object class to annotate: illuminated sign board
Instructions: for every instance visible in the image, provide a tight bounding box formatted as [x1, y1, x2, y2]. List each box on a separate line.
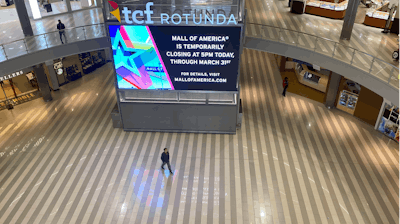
[109, 25, 241, 91]
[108, 1, 237, 25]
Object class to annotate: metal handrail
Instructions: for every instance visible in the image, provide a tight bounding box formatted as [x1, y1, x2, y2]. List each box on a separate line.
[0, 23, 106, 62]
[245, 22, 399, 89]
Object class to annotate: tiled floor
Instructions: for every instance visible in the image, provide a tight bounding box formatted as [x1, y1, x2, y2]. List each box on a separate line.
[0, 49, 398, 224]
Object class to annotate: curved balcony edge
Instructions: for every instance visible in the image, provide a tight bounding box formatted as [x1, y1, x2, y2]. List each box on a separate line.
[243, 36, 399, 107]
[0, 37, 110, 76]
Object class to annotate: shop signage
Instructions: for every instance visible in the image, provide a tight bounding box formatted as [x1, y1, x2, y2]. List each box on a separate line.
[313, 64, 320, 71]
[57, 68, 64, 75]
[108, 1, 237, 25]
[0, 70, 23, 81]
[54, 61, 63, 75]
[109, 25, 241, 91]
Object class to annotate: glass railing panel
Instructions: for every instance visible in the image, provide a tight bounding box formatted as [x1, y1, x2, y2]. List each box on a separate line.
[332, 44, 353, 63]
[0, 46, 6, 62]
[296, 33, 316, 49]
[44, 31, 65, 48]
[389, 70, 399, 89]
[371, 59, 393, 82]
[179, 92, 207, 101]
[3, 40, 27, 59]
[84, 24, 106, 39]
[123, 90, 178, 100]
[262, 26, 280, 41]
[351, 51, 374, 73]
[279, 30, 297, 46]
[65, 27, 86, 43]
[0, 23, 105, 62]
[208, 92, 235, 102]
[314, 38, 335, 56]
[25, 35, 48, 53]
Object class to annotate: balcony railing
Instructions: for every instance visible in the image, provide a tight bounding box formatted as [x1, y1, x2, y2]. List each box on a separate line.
[245, 23, 399, 90]
[0, 21, 397, 90]
[0, 23, 106, 62]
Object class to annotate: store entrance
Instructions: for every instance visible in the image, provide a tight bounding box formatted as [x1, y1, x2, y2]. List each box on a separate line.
[0, 70, 40, 110]
[55, 50, 106, 87]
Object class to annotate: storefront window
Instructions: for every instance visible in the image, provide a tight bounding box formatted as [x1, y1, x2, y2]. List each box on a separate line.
[0, 70, 40, 110]
[378, 103, 399, 142]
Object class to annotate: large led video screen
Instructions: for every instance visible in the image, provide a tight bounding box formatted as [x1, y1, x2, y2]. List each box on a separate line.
[109, 25, 241, 91]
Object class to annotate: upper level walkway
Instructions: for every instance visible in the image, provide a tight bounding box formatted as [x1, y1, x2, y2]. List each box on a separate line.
[0, 1, 397, 65]
[0, 3, 398, 104]
[245, 0, 399, 67]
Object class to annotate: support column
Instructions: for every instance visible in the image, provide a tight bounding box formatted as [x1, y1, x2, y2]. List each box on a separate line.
[44, 60, 60, 91]
[14, 0, 34, 36]
[340, 0, 360, 40]
[95, 0, 101, 7]
[33, 64, 53, 102]
[375, 99, 389, 129]
[390, 0, 400, 34]
[280, 56, 287, 72]
[65, 0, 72, 12]
[105, 47, 113, 62]
[325, 72, 342, 108]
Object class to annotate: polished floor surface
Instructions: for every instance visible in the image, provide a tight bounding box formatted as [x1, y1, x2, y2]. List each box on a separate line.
[0, 7, 105, 61]
[0, 49, 398, 224]
[0, 7, 103, 45]
[245, 0, 399, 66]
[0, 0, 399, 65]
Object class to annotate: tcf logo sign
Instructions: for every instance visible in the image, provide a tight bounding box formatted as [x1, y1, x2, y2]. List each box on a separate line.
[108, 1, 237, 25]
[108, 1, 154, 24]
[108, 1, 121, 23]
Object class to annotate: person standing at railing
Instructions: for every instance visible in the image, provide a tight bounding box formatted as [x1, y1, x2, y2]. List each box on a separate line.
[57, 20, 67, 44]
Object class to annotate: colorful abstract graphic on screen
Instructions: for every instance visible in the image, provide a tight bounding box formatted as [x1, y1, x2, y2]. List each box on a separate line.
[109, 25, 174, 90]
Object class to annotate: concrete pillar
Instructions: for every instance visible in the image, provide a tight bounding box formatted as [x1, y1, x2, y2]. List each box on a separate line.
[340, 0, 360, 40]
[33, 64, 53, 102]
[375, 99, 389, 129]
[44, 60, 60, 91]
[14, 0, 34, 36]
[325, 72, 342, 108]
[105, 47, 113, 62]
[65, 0, 72, 12]
[95, 0, 101, 7]
[390, 0, 400, 34]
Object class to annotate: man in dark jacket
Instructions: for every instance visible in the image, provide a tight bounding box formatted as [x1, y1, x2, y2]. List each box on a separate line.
[57, 20, 67, 44]
[161, 148, 173, 174]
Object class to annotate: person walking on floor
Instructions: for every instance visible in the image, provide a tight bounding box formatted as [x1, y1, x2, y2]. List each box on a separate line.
[161, 148, 173, 174]
[282, 77, 289, 97]
[57, 20, 67, 44]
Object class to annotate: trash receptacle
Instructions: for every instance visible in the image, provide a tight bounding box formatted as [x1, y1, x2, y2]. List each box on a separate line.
[291, 0, 305, 14]
[44, 3, 52, 12]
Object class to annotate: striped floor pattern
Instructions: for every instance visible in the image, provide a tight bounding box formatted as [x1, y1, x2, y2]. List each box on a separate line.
[0, 49, 398, 224]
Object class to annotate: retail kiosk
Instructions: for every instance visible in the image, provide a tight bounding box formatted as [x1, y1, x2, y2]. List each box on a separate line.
[364, 1, 395, 28]
[305, 0, 348, 19]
